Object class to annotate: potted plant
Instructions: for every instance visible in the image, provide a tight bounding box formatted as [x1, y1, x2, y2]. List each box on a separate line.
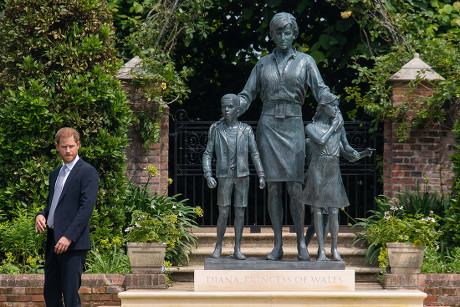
[125, 211, 168, 273]
[124, 165, 203, 273]
[365, 207, 441, 274]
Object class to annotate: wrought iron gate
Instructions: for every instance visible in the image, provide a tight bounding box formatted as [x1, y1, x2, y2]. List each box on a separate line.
[170, 109, 381, 227]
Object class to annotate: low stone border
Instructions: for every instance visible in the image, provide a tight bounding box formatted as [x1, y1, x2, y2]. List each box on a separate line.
[385, 274, 460, 307]
[0, 273, 166, 306]
[1, 273, 458, 306]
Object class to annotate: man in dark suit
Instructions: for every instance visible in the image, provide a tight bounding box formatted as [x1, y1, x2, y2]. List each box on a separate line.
[35, 127, 99, 307]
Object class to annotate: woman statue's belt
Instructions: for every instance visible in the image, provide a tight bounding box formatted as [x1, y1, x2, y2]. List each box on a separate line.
[261, 101, 302, 118]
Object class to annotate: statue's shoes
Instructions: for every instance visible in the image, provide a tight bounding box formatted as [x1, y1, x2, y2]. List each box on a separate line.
[331, 248, 343, 261]
[210, 246, 222, 259]
[266, 248, 283, 260]
[297, 241, 310, 261]
[316, 251, 330, 261]
[298, 247, 311, 261]
[232, 251, 247, 260]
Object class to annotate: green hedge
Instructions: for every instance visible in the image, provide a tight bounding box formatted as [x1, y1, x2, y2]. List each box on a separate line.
[0, 0, 132, 271]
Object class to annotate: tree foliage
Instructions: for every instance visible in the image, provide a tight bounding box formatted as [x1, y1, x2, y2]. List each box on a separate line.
[0, 0, 132, 254]
[328, 0, 459, 137]
[169, 0, 366, 121]
[108, 0, 213, 146]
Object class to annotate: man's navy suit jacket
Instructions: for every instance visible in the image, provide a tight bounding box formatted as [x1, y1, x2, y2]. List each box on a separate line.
[40, 159, 99, 251]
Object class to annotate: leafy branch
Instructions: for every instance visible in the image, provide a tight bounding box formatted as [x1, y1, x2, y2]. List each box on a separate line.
[329, 0, 459, 140]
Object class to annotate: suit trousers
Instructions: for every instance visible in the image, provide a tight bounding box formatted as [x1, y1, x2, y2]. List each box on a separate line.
[44, 229, 87, 307]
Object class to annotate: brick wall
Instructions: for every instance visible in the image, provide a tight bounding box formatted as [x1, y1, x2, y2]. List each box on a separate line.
[385, 274, 460, 307]
[0, 273, 166, 306]
[122, 81, 170, 195]
[383, 81, 455, 197]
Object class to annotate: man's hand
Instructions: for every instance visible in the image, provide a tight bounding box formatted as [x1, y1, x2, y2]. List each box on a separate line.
[54, 237, 72, 254]
[259, 177, 266, 189]
[206, 176, 217, 189]
[35, 214, 47, 233]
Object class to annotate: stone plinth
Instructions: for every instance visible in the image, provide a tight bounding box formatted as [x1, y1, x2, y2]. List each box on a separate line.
[194, 269, 355, 291]
[204, 257, 345, 270]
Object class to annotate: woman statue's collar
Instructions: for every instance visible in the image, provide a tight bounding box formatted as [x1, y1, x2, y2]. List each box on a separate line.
[272, 47, 297, 58]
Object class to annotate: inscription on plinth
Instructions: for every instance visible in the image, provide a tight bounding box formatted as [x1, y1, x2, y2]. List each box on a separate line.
[194, 269, 355, 291]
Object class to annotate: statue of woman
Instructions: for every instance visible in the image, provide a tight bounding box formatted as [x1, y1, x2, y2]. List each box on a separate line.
[238, 12, 339, 261]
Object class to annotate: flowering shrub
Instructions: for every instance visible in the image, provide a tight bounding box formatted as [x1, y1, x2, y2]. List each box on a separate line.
[366, 210, 441, 248]
[353, 188, 448, 263]
[125, 196, 203, 265]
[364, 205, 441, 274]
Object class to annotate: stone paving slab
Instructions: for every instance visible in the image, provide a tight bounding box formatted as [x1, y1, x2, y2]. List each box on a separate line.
[118, 289, 426, 307]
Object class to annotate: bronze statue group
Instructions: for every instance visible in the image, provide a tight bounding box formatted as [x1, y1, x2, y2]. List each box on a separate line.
[203, 12, 373, 262]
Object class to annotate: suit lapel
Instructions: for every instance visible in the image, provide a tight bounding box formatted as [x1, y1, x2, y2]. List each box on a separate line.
[48, 168, 60, 206]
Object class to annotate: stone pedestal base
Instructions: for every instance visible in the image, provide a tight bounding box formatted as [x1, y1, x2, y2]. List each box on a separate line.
[204, 257, 345, 270]
[194, 269, 355, 291]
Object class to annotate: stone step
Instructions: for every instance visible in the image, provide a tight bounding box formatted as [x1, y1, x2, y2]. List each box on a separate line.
[169, 227, 379, 283]
[193, 233, 364, 249]
[191, 226, 366, 249]
[118, 288, 427, 306]
[187, 246, 369, 266]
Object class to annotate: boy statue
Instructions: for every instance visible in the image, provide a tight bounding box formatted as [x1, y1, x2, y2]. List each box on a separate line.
[203, 93, 266, 260]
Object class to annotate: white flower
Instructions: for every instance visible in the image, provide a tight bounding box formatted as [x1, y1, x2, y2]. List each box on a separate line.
[172, 205, 177, 209]
[179, 212, 183, 217]
[421, 217, 435, 223]
[384, 211, 391, 220]
[390, 205, 399, 211]
[135, 222, 141, 228]
[151, 204, 156, 209]
[125, 227, 133, 232]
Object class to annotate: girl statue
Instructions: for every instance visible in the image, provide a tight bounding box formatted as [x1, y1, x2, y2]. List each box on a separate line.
[303, 100, 373, 261]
